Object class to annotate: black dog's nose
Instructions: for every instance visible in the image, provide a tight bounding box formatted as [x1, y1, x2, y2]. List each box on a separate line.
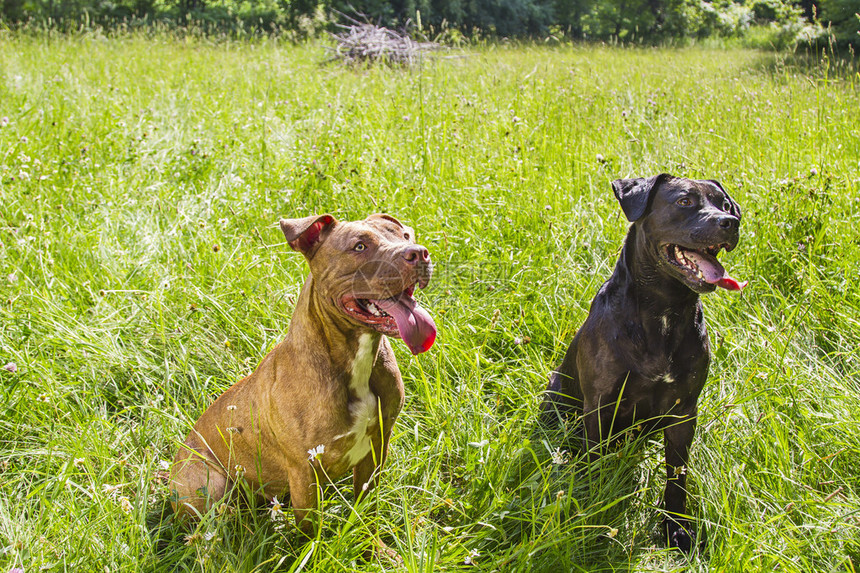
[718, 215, 739, 231]
[403, 245, 430, 265]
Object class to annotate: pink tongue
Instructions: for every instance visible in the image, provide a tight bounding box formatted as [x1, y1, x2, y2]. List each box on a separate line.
[684, 251, 748, 291]
[716, 276, 748, 291]
[374, 293, 437, 354]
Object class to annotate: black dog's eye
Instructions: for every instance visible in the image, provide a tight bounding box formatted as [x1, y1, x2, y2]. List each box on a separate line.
[722, 200, 731, 212]
[353, 242, 367, 252]
[677, 197, 692, 207]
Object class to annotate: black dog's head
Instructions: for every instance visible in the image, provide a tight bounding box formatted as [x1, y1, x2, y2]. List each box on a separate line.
[612, 173, 746, 294]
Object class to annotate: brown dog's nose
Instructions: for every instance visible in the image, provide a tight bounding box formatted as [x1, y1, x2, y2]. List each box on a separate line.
[403, 245, 430, 265]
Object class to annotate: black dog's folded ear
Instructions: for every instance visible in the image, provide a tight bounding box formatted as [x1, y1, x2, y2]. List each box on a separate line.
[611, 173, 672, 222]
[706, 179, 742, 220]
[279, 214, 337, 258]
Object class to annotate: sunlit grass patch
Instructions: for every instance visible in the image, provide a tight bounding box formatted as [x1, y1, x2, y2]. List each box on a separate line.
[1, 34, 859, 571]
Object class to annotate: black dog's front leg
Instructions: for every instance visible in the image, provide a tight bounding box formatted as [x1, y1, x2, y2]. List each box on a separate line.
[663, 417, 697, 553]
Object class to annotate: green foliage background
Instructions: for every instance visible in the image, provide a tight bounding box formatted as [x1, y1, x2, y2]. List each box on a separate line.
[1, 0, 857, 45]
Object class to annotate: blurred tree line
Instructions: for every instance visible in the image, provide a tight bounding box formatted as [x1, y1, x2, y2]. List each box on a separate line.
[0, 0, 856, 46]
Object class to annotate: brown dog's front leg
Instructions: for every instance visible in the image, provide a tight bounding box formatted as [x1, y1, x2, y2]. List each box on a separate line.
[353, 420, 392, 503]
[663, 417, 697, 552]
[353, 454, 379, 505]
[353, 421, 400, 562]
[288, 466, 319, 537]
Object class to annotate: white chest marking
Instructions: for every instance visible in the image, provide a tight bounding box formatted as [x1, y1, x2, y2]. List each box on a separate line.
[659, 372, 675, 384]
[340, 333, 378, 466]
[350, 333, 375, 391]
[660, 315, 670, 335]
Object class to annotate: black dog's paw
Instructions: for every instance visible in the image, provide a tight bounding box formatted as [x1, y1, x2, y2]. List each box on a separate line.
[664, 519, 700, 554]
[667, 525, 693, 553]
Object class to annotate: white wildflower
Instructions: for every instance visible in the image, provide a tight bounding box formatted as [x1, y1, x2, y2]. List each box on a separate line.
[119, 496, 133, 514]
[607, 527, 618, 539]
[307, 444, 325, 461]
[551, 447, 569, 465]
[270, 496, 284, 520]
[464, 548, 479, 565]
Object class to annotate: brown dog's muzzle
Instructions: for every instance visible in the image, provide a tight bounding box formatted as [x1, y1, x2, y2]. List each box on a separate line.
[401, 244, 432, 289]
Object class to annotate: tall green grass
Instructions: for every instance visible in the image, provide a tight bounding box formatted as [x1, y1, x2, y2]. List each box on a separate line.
[1, 33, 859, 571]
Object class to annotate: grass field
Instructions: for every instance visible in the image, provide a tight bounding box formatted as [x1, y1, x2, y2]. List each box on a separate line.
[1, 32, 859, 572]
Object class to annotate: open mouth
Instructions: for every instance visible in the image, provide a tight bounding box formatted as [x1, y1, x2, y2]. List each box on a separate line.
[342, 284, 437, 354]
[664, 243, 747, 291]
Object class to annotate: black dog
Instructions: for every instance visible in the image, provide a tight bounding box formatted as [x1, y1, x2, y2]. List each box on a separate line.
[542, 174, 746, 552]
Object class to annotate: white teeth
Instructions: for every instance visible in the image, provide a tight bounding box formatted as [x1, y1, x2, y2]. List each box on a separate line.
[672, 245, 702, 277]
[366, 302, 382, 317]
[674, 246, 689, 266]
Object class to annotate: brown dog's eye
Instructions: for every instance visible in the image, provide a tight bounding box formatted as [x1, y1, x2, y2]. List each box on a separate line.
[403, 233, 410, 240]
[677, 197, 692, 207]
[353, 242, 367, 252]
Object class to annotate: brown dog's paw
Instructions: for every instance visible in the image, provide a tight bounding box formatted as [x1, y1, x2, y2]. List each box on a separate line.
[362, 538, 402, 566]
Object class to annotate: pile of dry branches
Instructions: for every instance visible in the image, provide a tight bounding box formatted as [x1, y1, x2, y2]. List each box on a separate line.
[329, 19, 439, 66]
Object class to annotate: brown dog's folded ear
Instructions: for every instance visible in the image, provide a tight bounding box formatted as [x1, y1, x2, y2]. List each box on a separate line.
[612, 173, 673, 222]
[280, 214, 337, 258]
[366, 213, 404, 228]
[706, 180, 742, 221]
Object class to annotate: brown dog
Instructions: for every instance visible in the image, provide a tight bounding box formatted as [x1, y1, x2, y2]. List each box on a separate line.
[170, 213, 436, 540]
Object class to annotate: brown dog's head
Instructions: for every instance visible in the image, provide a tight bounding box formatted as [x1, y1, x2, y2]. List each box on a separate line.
[279, 213, 436, 354]
[612, 174, 746, 294]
